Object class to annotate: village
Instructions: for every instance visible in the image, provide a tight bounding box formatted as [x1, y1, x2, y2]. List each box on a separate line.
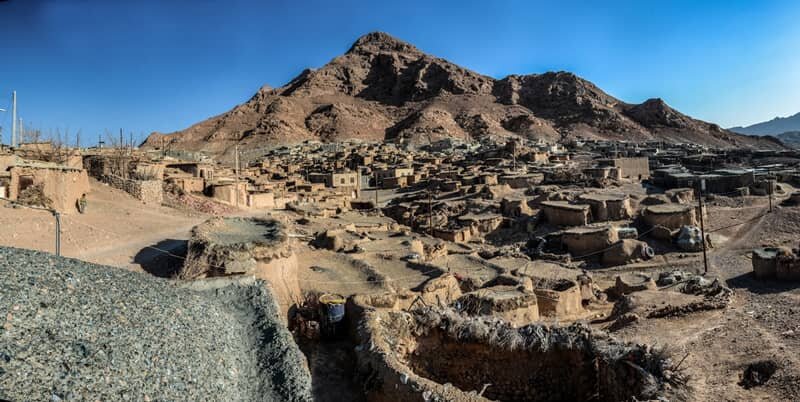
[3, 134, 800, 401]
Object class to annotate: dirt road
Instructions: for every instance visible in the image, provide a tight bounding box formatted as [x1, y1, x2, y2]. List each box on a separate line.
[0, 179, 209, 272]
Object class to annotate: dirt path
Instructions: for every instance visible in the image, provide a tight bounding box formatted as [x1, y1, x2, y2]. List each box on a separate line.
[0, 179, 209, 272]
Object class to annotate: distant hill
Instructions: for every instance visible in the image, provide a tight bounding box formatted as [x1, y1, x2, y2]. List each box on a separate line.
[776, 131, 800, 148]
[730, 112, 800, 136]
[143, 32, 785, 159]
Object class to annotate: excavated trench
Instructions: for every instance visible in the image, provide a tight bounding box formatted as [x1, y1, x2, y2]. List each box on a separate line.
[357, 307, 684, 402]
[408, 329, 640, 401]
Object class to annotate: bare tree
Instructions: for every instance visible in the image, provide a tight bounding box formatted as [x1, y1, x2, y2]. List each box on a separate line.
[105, 129, 130, 178]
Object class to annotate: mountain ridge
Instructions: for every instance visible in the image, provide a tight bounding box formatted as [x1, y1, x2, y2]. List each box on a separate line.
[730, 112, 800, 136]
[143, 32, 784, 158]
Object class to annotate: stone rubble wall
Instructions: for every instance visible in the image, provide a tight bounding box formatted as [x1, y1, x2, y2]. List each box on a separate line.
[102, 174, 163, 204]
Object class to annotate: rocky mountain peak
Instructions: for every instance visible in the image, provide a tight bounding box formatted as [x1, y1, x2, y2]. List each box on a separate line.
[347, 31, 421, 55]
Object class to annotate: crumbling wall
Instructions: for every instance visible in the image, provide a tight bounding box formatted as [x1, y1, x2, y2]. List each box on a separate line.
[456, 287, 539, 326]
[354, 307, 684, 402]
[578, 194, 633, 221]
[534, 280, 584, 319]
[753, 247, 800, 281]
[602, 239, 654, 266]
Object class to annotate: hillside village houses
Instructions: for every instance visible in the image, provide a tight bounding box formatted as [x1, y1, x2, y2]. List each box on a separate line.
[0, 136, 796, 254]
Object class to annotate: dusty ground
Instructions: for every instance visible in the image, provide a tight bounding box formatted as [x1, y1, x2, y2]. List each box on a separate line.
[4, 177, 800, 401]
[605, 192, 800, 401]
[0, 178, 209, 272]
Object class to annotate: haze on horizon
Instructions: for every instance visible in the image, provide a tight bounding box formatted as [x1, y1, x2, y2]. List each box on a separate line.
[0, 0, 798, 144]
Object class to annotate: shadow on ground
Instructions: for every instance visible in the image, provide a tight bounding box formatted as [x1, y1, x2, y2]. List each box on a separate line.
[134, 239, 188, 278]
[727, 272, 800, 295]
[298, 338, 366, 402]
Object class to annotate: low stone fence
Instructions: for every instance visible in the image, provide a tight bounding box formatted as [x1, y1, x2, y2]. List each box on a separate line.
[102, 174, 163, 205]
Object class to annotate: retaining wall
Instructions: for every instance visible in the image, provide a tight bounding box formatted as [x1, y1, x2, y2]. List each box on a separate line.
[103, 175, 163, 204]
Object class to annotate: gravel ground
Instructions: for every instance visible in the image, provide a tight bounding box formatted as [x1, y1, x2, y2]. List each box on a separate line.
[0, 247, 312, 401]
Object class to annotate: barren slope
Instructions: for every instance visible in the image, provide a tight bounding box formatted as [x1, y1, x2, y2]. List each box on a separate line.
[143, 32, 785, 157]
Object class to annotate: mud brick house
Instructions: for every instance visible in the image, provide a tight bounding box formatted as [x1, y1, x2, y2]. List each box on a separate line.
[561, 225, 619, 256]
[499, 173, 545, 189]
[578, 193, 633, 221]
[433, 226, 473, 243]
[247, 191, 275, 209]
[210, 180, 248, 207]
[164, 161, 214, 180]
[167, 176, 205, 193]
[598, 157, 650, 179]
[541, 201, 591, 226]
[326, 171, 360, 190]
[382, 175, 409, 189]
[375, 167, 414, 187]
[641, 204, 699, 230]
[5, 162, 90, 213]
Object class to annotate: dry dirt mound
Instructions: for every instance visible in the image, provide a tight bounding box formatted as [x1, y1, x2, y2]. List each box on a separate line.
[0, 247, 312, 402]
[143, 32, 783, 159]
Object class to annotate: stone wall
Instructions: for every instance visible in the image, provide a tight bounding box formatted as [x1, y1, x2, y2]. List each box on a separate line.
[102, 174, 163, 205]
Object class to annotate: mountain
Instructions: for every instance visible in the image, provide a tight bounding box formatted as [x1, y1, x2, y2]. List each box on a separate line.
[143, 32, 784, 159]
[776, 131, 800, 148]
[730, 112, 800, 136]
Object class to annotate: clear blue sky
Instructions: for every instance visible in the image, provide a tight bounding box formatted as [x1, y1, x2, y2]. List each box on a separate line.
[1, 0, 799, 145]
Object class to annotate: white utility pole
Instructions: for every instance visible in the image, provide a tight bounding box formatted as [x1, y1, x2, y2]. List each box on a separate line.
[11, 91, 16, 147]
[234, 144, 240, 174]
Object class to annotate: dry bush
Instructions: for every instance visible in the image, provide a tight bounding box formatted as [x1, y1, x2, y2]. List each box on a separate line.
[131, 166, 160, 181]
[17, 183, 52, 209]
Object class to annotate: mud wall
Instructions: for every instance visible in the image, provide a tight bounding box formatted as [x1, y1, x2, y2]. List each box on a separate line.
[642, 206, 698, 230]
[562, 227, 618, 256]
[8, 166, 90, 213]
[354, 308, 680, 402]
[542, 204, 590, 226]
[180, 218, 301, 320]
[409, 331, 596, 401]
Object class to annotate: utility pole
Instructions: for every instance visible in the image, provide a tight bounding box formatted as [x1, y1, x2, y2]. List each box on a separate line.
[53, 211, 61, 257]
[234, 144, 240, 208]
[373, 171, 379, 209]
[11, 91, 16, 147]
[428, 189, 433, 237]
[768, 178, 773, 213]
[234, 144, 240, 175]
[697, 180, 708, 275]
